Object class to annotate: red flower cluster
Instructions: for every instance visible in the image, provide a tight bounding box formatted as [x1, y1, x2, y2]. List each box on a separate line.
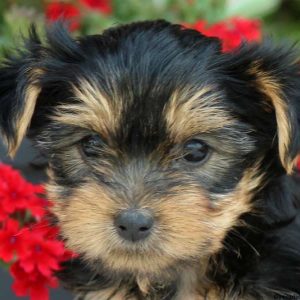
[82, 0, 112, 14]
[0, 164, 72, 300]
[191, 17, 261, 52]
[0, 165, 46, 222]
[46, 2, 81, 31]
[46, 0, 112, 31]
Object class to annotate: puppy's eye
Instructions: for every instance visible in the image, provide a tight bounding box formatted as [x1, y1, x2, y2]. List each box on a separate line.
[81, 134, 104, 156]
[183, 139, 209, 163]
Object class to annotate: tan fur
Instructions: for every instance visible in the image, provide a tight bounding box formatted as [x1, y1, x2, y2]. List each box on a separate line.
[174, 268, 203, 300]
[249, 64, 294, 174]
[52, 79, 121, 138]
[48, 159, 263, 298]
[164, 86, 234, 143]
[209, 163, 264, 252]
[78, 288, 136, 300]
[136, 275, 151, 296]
[8, 85, 41, 156]
[49, 180, 177, 275]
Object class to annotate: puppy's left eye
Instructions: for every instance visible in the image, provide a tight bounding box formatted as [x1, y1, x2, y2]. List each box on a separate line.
[182, 139, 209, 163]
[81, 134, 104, 156]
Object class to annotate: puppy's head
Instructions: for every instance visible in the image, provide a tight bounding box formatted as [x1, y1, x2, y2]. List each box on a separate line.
[0, 21, 299, 278]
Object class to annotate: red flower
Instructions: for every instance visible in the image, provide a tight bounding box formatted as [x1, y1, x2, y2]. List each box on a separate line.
[46, 2, 81, 31]
[0, 163, 75, 300]
[0, 164, 47, 221]
[0, 164, 26, 219]
[11, 262, 58, 300]
[191, 17, 261, 52]
[26, 193, 49, 221]
[0, 219, 27, 262]
[8, 220, 74, 300]
[6, 220, 75, 300]
[80, 0, 112, 14]
[18, 225, 66, 277]
[193, 20, 207, 34]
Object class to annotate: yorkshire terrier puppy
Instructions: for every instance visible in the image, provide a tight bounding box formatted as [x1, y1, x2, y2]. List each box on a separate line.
[0, 20, 300, 300]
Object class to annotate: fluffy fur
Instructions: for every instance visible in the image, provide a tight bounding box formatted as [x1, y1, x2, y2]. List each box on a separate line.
[0, 20, 300, 299]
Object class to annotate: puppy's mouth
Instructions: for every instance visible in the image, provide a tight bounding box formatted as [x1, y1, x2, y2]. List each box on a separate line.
[98, 213, 176, 274]
[101, 246, 180, 276]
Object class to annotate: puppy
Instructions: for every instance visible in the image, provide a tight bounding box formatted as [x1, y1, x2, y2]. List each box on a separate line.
[0, 20, 300, 300]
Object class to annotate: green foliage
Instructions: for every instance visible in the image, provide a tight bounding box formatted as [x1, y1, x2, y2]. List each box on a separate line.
[223, 0, 281, 19]
[0, 0, 299, 54]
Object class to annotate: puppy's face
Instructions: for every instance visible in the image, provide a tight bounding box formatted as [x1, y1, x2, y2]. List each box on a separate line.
[1, 21, 300, 278]
[47, 80, 258, 275]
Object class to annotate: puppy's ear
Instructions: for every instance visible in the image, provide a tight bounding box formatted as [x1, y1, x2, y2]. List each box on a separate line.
[225, 42, 300, 174]
[0, 27, 43, 156]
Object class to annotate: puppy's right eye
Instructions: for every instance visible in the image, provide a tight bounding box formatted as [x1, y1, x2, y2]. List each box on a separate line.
[182, 139, 209, 163]
[81, 134, 104, 156]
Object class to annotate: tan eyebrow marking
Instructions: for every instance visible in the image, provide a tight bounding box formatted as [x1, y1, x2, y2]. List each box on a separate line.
[164, 85, 234, 142]
[52, 78, 122, 138]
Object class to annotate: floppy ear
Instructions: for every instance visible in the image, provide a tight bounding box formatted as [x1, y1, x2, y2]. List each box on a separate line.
[0, 28, 43, 156]
[225, 42, 300, 175]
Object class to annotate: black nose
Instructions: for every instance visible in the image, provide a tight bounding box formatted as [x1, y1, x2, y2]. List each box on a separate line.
[115, 210, 154, 242]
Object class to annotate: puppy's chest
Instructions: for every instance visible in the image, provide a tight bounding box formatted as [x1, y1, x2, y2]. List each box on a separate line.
[77, 287, 258, 300]
[75, 270, 212, 300]
[75, 280, 178, 300]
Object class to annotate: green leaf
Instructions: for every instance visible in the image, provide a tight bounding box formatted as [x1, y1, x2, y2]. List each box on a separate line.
[223, 0, 281, 19]
[0, 260, 9, 270]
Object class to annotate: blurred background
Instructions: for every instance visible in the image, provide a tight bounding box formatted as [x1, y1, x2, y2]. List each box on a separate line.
[0, 0, 300, 50]
[0, 0, 300, 299]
